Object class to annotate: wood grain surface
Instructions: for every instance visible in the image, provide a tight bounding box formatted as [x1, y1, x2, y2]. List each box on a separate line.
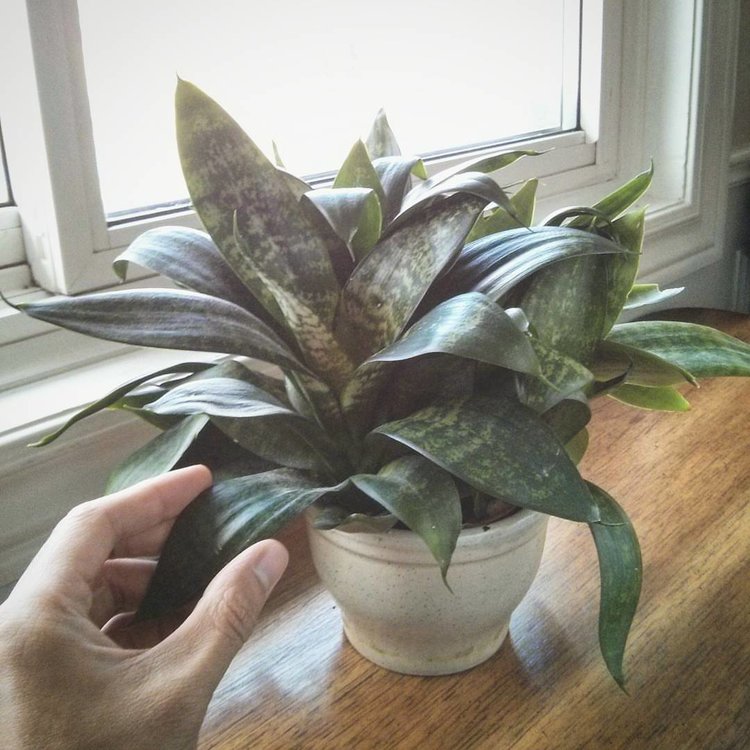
[199, 310, 750, 750]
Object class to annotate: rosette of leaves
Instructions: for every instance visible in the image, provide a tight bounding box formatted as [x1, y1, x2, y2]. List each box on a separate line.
[19, 81, 750, 688]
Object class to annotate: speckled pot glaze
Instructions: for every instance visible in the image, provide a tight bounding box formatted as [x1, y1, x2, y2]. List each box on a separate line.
[306, 508, 548, 676]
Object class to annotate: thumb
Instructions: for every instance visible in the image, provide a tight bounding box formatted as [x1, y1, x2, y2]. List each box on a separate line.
[160, 539, 289, 688]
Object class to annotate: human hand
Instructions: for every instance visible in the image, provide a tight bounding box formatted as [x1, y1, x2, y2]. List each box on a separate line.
[0, 465, 288, 750]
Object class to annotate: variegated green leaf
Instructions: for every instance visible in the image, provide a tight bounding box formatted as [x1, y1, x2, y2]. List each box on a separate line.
[373, 395, 599, 523]
[303, 187, 382, 261]
[521, 340, 595, 412]
[19, 289, 307, 374]
[368, 292, 541, 376]
[337, 193, 485, 361]
[592, 340, 696, 386]
[587, 162, 653, 222]
[137, 469, 341, 619]
[365, 108, 401, 158]
[517, 254, 609, 364]
[587, 482, 642, 689]
[466, 178, 538, 243]
[29, 362, 213, 447]
[609, 383, 691, 411]
[145, 377, 294, 418]
[106, 414, 209, 493]
[177, 80, 343, 348]
[212, 413, 346, 479]
[351, 455, 462, 579]
[602, 209, 646, 333]
[113, 227, 265, 318]
[623, 283, 684, 311]
[541, 398, 591, 444]
[607, 321, 750, 378]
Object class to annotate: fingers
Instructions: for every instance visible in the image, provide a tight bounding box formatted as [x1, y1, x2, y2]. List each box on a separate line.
[153, 539, 288, 688]
[90, 558, 158, 628]
[31, 466, 213, 591]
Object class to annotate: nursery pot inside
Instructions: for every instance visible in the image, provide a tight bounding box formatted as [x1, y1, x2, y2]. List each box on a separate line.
[306, 507, 549, 676]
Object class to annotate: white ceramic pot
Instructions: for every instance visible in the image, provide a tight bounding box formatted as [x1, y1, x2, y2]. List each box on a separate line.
[306, 508, 549, 676]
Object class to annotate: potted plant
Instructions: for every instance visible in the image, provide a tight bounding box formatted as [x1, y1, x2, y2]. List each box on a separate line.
[16, 81, 750, 687]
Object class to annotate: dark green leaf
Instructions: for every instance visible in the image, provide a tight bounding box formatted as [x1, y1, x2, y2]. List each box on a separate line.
[137, 469, 340, 619]
[351, 455, 462, 579]
[607, 321, 750, 378]
[368, 292, 541, 376]
[19, 289, 307, 374]
[541, 398, 591, 444]
[521, 341, 594, 412]
[213, 412, 346, 479]
[113, 227, 265, 317]
[565, 428, 589, 465]
[29, 362, 213, 447]
[373, 155, 426, 223]
[373, 395, 598, 523]
[586, 163, 653, 222]
[337, 193, 485, 360]
[587, 482, 642, 689]
[425, 226, 630, 309]
[106, 414, 209, 493]
[333, 139, 385, 204]
[303, 187, 382, 261]
[609, 383, 691, 411]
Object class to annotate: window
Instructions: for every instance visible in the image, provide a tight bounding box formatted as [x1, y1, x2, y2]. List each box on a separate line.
[77, 0, 582, 222]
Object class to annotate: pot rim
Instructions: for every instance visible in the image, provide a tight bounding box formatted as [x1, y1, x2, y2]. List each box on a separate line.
[306, 506, 548, 565]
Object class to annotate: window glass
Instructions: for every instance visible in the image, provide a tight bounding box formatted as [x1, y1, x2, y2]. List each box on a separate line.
[77, 0, 581, 219]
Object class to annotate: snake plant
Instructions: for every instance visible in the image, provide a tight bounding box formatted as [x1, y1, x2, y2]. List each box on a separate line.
[19, 81, 750, 688]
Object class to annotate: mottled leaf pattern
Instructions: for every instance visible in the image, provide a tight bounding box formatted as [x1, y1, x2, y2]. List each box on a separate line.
[374, 395, 599, 523]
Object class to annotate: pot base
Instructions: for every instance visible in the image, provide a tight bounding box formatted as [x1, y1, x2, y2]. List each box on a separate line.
[343, 619, 510, 676]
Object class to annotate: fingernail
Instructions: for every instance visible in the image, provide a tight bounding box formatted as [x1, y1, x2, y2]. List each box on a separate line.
[253, 541, 289, 593]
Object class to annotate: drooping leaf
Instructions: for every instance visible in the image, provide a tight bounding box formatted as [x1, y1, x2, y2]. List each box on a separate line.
[137, 469, 341, 619]
[365, 108, 401, 158]
[424, 226, 630, 310]
[367, 292, 541, 377]
[401, 149, 538, 212]
[337, 193, 485, 361]
[351, 455, 462, 580]
[373, 395, 599, 523]
[310, 504, 398, 533]
[541, 398, 592, 444]
[466, 178, 538, 243]
[607, 321, 750, 378]
[395, 171, 517, 229]
[29, 362, 213, 447]
[19, 289, 308, 374]
[113, 227, 265, 317]
[106, 414, 209, 493]
[587, 482, 642, 689]
[609, 383, 691, 411]
[565, 428, 589, 465]
[623, 283, 684, 311]
[373, 155, 426, 223]
[145, 377, 294, 418]
[177, 80, 344, 363]
[303, 187, 382, 261]
[592, 340, 696, 386]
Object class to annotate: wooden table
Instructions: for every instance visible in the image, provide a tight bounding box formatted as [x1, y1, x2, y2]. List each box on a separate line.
[199, 310, 750, 750]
